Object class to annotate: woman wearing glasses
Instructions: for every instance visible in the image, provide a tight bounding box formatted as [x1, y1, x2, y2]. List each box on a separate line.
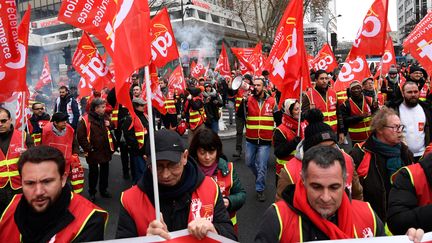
[350, 107, 414, 223]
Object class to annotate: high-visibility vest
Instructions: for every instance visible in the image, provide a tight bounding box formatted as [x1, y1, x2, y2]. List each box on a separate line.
[284, 151, 354, 192]
[306, 88, 338, 132]
[189, 106, 206, 131]
[273, 199, 377, 242]
[28, 119, 49, 146]
[0, 193, 108, 242]
[274, 124, 297, 175]
[41, 122, 75, 176]
[420, 83, 429, 102]
[164, 96, 177, 114]
[212, 162, 238, 230]
[336, 90, 348, 105]
[0, 130, 26, 189]
[234, 90, 245, 112]
[111, 104, 119, 129]
[393, 163, 432, 206]
[121, 176, 219, 236]
[347, 97, 372, 143]
[133, 116, 147, 149]
[82, 115, 115, 152]
[245, 95, 275, 141]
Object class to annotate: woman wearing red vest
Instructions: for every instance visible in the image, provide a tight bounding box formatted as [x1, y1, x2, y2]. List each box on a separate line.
[77, 98, 114, 202]
[273, 99, 306, 181]
[388, 153, 432, 234]
[189, 128, 246, 233]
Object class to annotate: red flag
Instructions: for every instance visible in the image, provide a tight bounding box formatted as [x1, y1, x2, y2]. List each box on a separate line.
[34, 56, 53, 91]
[13, 92, 31, 131]
[0, 1, 20, 63]
[266, 0, 311, 104]
[307, 54, 315, 70]
[168, 64, 186, 95]
[58, 0, 152, 116]
[250, 42, 265, 75]
[190, 60, 206, 78]
[142, 64, 167, 115]
[78, 77, 92, 98]
[350, 0, 389, 56]
[150, 8, 179, 68]
[0, 5, 31, 102]
[215, 43, 231, 76]
[231, 47, 255, 74]
[334, 54, 371, 92]
[72, 32, 114, 91]
[379, 36, 397, 75]
[403, 12, 432, 73]
[313, 43, 338, 72]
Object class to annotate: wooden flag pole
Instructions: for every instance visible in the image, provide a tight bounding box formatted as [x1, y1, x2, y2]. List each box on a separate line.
[21, 92, 26, 150]
[144, 66, 161, 221]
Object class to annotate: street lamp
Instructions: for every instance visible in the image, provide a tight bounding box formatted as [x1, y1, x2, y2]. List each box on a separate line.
[181, 0, 193, 26]
[326, 14, 342, 44]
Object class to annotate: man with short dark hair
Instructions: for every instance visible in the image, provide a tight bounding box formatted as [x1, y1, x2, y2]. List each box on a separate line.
[0, 145, 107, 242]
[28, 102, 50, 146]
[54, 86, 80, 130]
[256, 146, 424, 242]
[0, 107, 33, 214]
[116, 129, 236, 240]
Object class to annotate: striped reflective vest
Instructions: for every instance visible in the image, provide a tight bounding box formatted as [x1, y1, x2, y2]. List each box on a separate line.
[187, 98, 207, 131]
[347, 97, 372, 143]
[133, 116, 147, 149]
[394, 163, 432, 206]
[164, 96, 177, 114]
[274, 121, 297, 175]
[82, 115, 115, 152]
[41, 122, 75, 176]
[420, 83, 429, 102]
[121, 176, 219, 236]
[245, 95, 276, 141]
[336, 90, 348, 105]
[0, 193, 108, 242]
[0, 130, 26, 189]
[111, 104, 119, 129]
[212, 162, 238, 230]
[273, 199, 377, 242]
[29, 120, 49, 146]
[306, 88, 338, 132]
[234, 90, 245, 112]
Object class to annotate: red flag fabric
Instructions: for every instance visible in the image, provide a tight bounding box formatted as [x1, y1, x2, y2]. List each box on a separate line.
[142, 64, 167, 115]
[266, 0, 311, 104]
[250, 42, 265, 75]
[78, 77, 93, 98]
[307, 54, 315, 70]
[72, 32, 114, 91]
[231, 47, 254, 73]
[379, 36, 397, 75]
[350, 0, 389, 56]
[58, 0, 152, 116]
[215, 43, 231, 76]
[190, 60, 207, 78]
[168, 65, 186, 95]
[13, 92, 31, 131]
[150, 8, 179, 68]
[34, 56, 53, 91]
[231, 45, 264, 75]
[313, 43, 338, 72]
[0, 5, 31, 102]
[334, 54, 371, 92]
[403, 12, 432, 73]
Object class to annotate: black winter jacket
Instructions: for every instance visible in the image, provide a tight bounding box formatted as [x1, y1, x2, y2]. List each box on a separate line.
[387, 156, 432, 234]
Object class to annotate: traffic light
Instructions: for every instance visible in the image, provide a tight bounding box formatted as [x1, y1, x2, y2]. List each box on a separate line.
[330, 33, 338, 49]
[63, 45, 72, 66]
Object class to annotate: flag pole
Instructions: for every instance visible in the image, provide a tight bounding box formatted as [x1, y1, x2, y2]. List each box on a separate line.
[297, 77, 303, 136]
[144, 66, 161, 221]
[21, 92, 26, 150]
[376, 57, 384, 102]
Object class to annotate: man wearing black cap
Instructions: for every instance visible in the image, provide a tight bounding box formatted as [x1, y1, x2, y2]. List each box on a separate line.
[28, 102, 50, 146]
[41, 112, 80, 178]
[116, 129, 236, 240]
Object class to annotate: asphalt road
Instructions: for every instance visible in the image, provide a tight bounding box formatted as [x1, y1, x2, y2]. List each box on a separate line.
[81, 136, 276, 242]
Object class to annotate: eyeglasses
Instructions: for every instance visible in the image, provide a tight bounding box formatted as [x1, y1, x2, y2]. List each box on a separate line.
[384, 124, 405, 132]
[0, 119, 9, 124]
[151, 162, 182, 173]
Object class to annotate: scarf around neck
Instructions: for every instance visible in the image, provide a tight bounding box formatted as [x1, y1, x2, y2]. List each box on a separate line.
[293, 180, 354, 240]
[372, 135, 402, 175]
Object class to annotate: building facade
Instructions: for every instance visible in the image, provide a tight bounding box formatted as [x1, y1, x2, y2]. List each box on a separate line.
[397, 0, 430, 44]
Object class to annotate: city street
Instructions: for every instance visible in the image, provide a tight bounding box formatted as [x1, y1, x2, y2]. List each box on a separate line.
[81, 136, 277, 242]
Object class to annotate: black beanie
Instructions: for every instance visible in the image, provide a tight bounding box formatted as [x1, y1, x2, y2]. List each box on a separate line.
[51, 112, 68, 123]
[409, 65, 422, 74]
[303, 109, 338, 152]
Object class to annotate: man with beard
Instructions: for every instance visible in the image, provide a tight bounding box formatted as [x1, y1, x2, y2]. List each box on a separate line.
[28, 102, 50, 146]
[245, 77, 277, 202]
[388, 81, 432, 161]
[0, 146, 107, 242]
[53, 86, 80, 130]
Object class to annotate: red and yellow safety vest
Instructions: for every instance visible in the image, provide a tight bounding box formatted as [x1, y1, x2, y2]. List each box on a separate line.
[28, 119, 49, 146]
[132, 116, 147, 149]
[41, 122, 75, 176]
[393, 163, 432, 206]
[245, 95, 276, 141]
[164, 96, 177, 114]
[234, 90, 245, 112]
[0, 130, 26, 190]
[347, 97, 372, 143]
[82, 115, 115, 152]
[111, 104, 119, 129]
[121, 176, 219, 236]
[274, 122, 297, 175]
[0, 193, 108, 242]
[336, 90, 348, 105]
[420, 83, 429, 102]
[306, 88, 338, 132]
[273, 199, 377, 242]
[212, 162, 238, 230]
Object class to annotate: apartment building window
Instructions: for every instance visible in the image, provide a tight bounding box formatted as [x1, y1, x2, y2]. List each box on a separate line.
[211, 14, 220, 23]
[198, 10, 207, 20]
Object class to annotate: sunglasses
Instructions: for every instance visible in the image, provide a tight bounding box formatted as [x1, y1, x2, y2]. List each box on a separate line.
[0, 119, 9, 124]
